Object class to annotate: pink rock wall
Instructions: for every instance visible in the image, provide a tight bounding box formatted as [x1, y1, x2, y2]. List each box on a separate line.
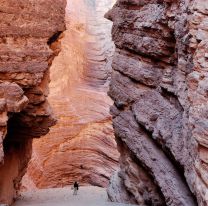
[107, 0, 208, 205]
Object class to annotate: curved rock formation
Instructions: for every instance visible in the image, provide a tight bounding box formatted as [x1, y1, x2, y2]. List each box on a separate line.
[0, 0, 66, 204]
[22, 0, 119, 189]
[106, 0, 208, 206]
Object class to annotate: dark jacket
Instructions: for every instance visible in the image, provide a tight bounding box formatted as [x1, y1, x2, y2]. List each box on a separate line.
[74, 182, 79, 190]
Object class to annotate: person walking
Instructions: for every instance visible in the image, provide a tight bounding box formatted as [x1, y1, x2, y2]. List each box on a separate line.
[73, 181, 79, 195]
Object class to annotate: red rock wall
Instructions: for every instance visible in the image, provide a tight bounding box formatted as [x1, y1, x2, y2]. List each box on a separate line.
[0, 0, 66, 204]
[107, 0, 208, 205]
[22, 0, 119, 189]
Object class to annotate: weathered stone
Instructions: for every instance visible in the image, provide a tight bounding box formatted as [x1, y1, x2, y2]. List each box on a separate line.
[0, 0, 66, 204]
[107, 0, 208, 205]
[22, 0, 119, 190]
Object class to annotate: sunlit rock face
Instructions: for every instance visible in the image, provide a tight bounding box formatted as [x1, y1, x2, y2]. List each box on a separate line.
[0, 0, 66, 204]
[23, 0, 119, 189]
[107, 0, 208, 206]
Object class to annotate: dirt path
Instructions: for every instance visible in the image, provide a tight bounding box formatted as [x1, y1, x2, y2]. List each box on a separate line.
[13, 186, 135, 206]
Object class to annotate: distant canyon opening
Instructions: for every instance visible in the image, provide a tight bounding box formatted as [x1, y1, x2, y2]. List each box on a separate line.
[21, 0, 119, 190]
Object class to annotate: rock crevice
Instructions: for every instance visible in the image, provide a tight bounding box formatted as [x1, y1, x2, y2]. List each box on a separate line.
[22, 0, 119, 190]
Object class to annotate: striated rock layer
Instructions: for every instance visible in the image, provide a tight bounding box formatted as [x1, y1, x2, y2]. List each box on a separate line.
[107, 0, 208, 206]
[0, 0, 66, 204]
[22, 0, 119, 189]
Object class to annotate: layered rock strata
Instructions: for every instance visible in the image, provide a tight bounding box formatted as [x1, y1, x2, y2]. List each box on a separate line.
[106, 0, 208, 205]
[22, 0, 119, 189]
[0, 0, 66, 204]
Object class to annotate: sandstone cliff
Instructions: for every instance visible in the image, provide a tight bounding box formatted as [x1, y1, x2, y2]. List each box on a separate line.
[22, 0, 119, 189]
[106, 0, 208, 205]
[0, 0, 66, 204]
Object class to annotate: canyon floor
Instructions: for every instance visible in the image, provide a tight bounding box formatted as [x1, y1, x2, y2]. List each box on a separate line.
[13, 186, 135, 206]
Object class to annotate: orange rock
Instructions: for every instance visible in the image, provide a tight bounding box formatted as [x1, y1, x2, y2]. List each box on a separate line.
[22, 0, 119, 190]
[0, 0, 66, 204]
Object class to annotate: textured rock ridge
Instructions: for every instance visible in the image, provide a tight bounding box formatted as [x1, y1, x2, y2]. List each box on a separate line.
[22, 0, 119, 189]
[106, 0, 208, 205]
[0, 0, 66, 204]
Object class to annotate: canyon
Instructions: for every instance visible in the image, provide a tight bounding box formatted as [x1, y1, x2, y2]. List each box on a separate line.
[0, 0, 208, 206]
[22, 0, 119, 190]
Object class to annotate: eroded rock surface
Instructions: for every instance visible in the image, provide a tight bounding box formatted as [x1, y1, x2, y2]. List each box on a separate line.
[107, 0, 208, 205]
[22, 0, 119, 189]
[0, 0, 66, 204]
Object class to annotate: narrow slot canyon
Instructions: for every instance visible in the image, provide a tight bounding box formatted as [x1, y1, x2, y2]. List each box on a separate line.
[21, 0, 119, 190]
[0, 1, 208, 206]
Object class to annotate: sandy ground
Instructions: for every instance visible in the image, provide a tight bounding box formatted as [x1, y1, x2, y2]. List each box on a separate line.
[13, 186, 135, 206]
